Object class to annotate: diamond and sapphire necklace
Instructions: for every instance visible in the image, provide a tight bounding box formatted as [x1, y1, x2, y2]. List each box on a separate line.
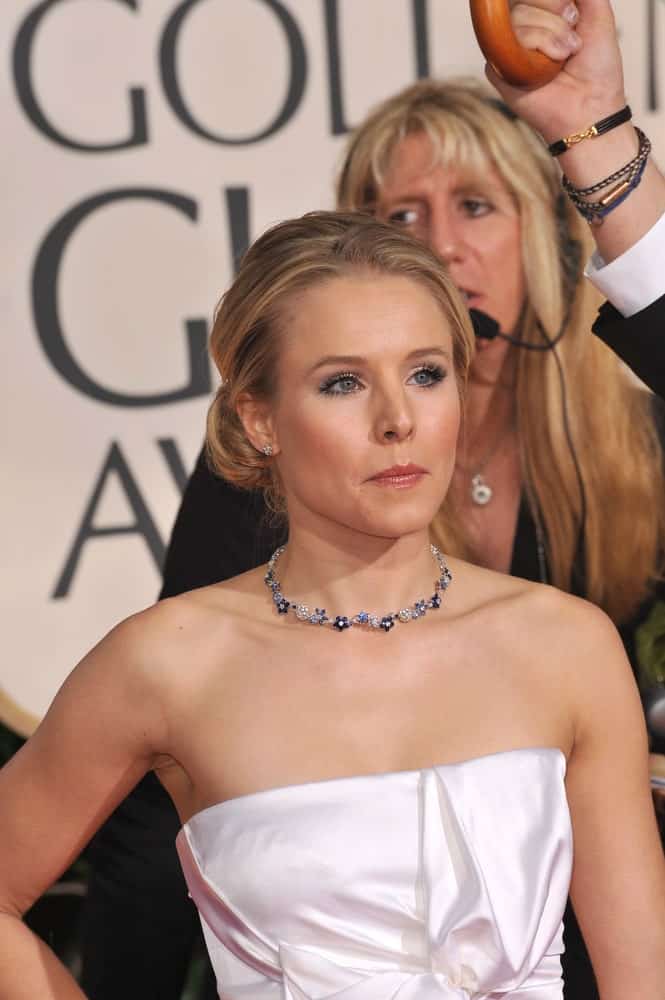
[264, 544, 452, 633]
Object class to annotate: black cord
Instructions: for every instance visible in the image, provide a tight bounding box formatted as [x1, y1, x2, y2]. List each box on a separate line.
[469, 297, 588, 585]
[489, 315, 567, 351]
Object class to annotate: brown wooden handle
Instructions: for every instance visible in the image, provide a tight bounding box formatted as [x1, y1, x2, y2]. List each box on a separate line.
[470, 0, 564, 87]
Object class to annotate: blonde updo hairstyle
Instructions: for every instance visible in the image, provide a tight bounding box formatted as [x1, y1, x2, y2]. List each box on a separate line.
[336, 78, 665, 623]
[207, 210, 475, 513]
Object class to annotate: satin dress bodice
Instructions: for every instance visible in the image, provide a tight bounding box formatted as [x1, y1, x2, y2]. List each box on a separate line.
[176, 747, 572, 999]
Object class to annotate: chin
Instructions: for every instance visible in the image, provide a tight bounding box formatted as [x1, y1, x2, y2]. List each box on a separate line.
[292, 485, 446, 541]
[354, 503, 441, 541]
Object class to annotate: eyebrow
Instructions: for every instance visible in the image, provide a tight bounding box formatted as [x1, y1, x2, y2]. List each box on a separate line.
[307, 346, 452, 375]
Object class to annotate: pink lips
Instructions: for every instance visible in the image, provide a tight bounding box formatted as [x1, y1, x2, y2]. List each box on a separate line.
[369, 463, 427, 488]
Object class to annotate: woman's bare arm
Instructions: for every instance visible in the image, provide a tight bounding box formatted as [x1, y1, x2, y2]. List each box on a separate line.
[563, 602, 665, 998]
[0, 611, 171, 998]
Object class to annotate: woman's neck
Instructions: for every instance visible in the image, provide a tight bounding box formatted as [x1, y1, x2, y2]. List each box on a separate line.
[462, 356, 517, 465]
[271, 529, 442, 620]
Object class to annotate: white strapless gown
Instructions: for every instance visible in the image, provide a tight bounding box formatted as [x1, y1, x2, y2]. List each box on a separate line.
[176, 747, 572, 999]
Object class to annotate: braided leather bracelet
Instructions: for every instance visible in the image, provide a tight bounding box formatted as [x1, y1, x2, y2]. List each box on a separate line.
[562, 128, 651, 225]
[562, 129, 651, 199]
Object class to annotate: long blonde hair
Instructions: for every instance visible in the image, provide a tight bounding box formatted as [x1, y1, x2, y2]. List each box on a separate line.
[337, 78, 664, 623]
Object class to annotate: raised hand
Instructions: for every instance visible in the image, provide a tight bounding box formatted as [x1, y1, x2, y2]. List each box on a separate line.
[485, 0, 626, 141]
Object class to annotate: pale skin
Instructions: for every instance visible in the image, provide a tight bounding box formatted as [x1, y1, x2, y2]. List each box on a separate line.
[1, 4, 665, 998]
[1, 273, 665, 999]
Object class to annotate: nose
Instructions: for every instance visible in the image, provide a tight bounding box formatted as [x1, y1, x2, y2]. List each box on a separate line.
[428, 205, 465, 265]
[373, 386, 415, 443]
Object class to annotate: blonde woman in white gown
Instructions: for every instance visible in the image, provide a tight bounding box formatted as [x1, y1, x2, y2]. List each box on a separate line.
[0, 206, 664, 999]
[2, 0, 665, 995]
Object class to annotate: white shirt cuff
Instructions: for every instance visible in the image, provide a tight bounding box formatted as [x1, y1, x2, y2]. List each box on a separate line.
[585, 209, 665, 317]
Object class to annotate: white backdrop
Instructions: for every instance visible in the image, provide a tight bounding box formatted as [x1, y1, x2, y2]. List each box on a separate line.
[3, 0, 664, 734]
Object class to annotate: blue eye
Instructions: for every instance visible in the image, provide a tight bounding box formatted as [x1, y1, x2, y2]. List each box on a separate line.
[318, 365, 445, 396]
[319, 372, 362, 396]
[409, 365, 446, 387]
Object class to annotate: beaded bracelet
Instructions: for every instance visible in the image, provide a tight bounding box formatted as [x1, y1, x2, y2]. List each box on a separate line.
[562, 127, 651, 225]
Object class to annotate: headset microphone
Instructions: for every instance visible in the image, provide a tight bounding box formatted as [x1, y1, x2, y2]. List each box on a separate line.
[469, 308, 500, 341]
[469, 307, 568, 352]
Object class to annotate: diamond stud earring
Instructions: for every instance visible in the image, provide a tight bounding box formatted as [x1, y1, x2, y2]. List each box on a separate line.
[261, 443, 273, 457]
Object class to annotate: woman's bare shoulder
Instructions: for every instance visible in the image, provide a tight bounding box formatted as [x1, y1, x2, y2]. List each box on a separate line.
[445, 556, 620, 652]
[444, 555, 549, 612]
[96, 567, 266, 691]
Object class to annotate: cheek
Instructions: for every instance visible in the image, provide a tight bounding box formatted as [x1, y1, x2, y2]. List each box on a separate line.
[422, 390, 461, 454]
[479, 227, 526, 331]
[490, 228, 524, 292]
[275, 399, 367, 480]
[443, 405, 461, 454]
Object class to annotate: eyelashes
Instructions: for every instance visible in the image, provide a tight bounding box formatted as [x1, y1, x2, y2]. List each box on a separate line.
[384, 198, 494, 226]
[461, 197, 493, 217]
[318, 364, 446, 397]
[318, 372, 360, 395]
[387, 208, 419, 227]
[410, 364, 446, 388]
